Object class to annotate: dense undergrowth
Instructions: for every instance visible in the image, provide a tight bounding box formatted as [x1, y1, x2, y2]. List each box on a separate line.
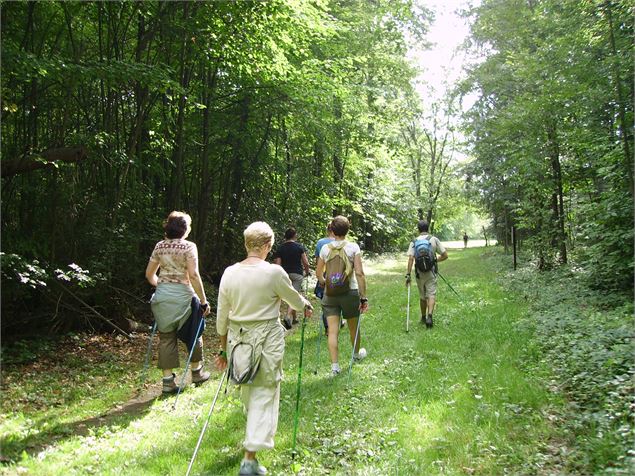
[500, 254, 635, 475]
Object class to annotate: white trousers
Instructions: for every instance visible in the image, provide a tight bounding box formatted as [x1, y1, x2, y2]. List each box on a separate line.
[241, 383, 280, 451]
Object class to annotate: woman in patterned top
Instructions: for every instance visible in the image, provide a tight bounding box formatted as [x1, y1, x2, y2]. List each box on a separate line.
[145, 211, 211, 394]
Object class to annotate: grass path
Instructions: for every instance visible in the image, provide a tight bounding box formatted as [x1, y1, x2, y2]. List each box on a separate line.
[4, 249, 565, 475]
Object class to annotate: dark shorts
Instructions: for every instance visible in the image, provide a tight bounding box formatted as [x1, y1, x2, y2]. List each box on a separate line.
[321, 289, 360, 319]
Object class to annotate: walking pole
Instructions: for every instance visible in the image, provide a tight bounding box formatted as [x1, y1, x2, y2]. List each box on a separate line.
[406, 283, 411, 333]
[185, 370, 227, 476]
[173, 317, 205, 409]
[437, 271, 460, 298]
[347, 315, 362, 384]
[140, 321, 158, 388]
[314, 311, 323, 375]
[292, 306, 309, 459]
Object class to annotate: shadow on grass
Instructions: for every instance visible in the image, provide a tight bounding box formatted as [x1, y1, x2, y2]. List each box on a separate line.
[0, 385, 162, 463]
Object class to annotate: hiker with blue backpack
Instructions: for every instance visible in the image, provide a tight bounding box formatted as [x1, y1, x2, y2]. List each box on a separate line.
[406, 220, 448, 328]
[315, 215, 369, 376]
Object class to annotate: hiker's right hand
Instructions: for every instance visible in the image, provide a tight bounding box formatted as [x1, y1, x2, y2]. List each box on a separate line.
[214, 352, 228, 371]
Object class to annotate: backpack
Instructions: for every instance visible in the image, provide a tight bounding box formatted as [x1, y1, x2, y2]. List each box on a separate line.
[324, 242, 353, 296]
[413, 236, 436, 273]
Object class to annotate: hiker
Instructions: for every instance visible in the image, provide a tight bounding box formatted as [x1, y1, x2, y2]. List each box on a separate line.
[405, 220, 448, 328]
[315, 215, 369, 376]
[145, 211, 211, 394]
[314, 222, 335, 333]
[463, 232, 469, 249]
[273, 227, 311, 329]
[214, 221, 312, 476]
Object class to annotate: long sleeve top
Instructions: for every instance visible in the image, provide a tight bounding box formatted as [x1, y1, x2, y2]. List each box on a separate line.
[216, 260, 308, 336]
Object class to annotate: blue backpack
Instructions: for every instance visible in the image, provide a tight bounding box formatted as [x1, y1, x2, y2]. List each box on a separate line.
[413, 236, 436, 273]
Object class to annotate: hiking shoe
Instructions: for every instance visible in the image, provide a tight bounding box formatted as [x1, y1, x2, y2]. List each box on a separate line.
[353, 348, 367, 361]
[239, 458, 267, 475]
[162, 373, 180, 395]
[191, 366, 211, 385]
[282, 317, 292, 330]
[330, 368, 341, 378]
[425, 316, 433, 329]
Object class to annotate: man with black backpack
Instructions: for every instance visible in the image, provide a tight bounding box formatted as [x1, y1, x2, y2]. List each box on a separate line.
[406, 220, 448, 328]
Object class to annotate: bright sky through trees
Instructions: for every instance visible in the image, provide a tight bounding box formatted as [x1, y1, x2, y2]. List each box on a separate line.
[410, 0, 473, 97]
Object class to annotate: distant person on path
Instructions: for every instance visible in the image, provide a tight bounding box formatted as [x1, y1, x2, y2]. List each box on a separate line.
[273, 227, 310, 329]
[405, 220, 448, 328]
[314, 222, 335, 333]
[463, 232, 469, 249]
[315, 215, 369, 376]
[145, 211, 211, 394]
[215, 222, 312, 476]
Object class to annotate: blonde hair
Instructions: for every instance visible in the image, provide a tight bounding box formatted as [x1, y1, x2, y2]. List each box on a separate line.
[244, 221, 274, 253]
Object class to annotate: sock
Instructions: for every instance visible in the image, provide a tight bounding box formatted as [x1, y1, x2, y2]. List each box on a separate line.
[192, 365, 203, 373]
[331, 363, 340, 372]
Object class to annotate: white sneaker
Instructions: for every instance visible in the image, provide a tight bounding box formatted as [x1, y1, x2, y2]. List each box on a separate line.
[239, 458, 267, 475]
[353, 348, 367, 361]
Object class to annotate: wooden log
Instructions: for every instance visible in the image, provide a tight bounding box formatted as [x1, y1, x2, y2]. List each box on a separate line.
[1, 146, 87, 178]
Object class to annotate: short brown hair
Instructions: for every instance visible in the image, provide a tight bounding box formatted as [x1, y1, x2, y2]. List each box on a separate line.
[164, 211, 192, 239]
[330, 215, 350, 237]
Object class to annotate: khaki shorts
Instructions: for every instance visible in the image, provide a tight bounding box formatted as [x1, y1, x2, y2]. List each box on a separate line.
[321, 289, 360, 319]
[288, 273, 303, 292]
[416, 271, 437, 298]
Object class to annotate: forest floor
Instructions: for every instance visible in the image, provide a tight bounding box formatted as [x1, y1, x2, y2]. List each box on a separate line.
[0, 248, 590, 475]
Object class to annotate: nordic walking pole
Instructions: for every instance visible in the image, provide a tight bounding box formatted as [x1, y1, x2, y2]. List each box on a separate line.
[185, 369, 227, 476]
[140, 321, 157, 388]
[314, 310, 323, 375]
[437, 271, 460, 298]
[406, 283, 411, 333]
[292, 304, 310, 459]
[173, 316, 205, 409]
[347, 315, 362, 384]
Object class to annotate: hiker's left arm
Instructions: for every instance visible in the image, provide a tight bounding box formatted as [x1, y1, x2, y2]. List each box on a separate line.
[301, 252, 310, 276]
[275, 271, 312, 313]
[354, 254, 367, 297]
[187, 245, 210, 316]
[436, 239, 448, 263]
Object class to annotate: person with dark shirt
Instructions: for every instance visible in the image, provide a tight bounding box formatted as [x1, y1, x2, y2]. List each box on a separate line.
[273, 228, 310, 329]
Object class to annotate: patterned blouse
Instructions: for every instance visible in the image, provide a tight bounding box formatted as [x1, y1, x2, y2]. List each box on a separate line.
[149, 239, 198, 285]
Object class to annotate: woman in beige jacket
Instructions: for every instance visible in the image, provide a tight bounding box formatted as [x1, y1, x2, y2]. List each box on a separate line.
[215, 221, 312, 476]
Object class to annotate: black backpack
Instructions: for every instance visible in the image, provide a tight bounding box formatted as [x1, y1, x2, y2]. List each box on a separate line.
[413, 236, 436, 273]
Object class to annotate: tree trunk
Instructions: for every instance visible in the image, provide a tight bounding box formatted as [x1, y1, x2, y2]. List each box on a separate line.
[604, 1, 634, 198]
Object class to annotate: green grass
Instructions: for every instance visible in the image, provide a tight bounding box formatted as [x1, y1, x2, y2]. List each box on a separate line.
[2, 249, 567, 475]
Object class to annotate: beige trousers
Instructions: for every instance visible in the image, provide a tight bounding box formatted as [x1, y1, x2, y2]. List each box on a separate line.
[157, 331, 203, 369]
[228, 319, 285, 452]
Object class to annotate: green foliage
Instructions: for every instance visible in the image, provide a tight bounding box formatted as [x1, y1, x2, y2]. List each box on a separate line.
[461, 0, 634, 287]
[0, 0, 433, 336]
[505, 260, 635, 474]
